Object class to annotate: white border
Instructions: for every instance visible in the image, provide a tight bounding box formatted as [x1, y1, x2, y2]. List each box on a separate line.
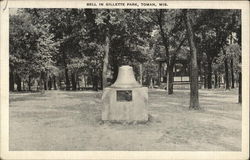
[0, 1, 249, 159]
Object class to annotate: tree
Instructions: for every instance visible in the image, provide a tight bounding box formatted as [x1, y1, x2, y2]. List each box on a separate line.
[28, 8, 87, 91]
[148, 9, 186, 94]
[9, 12, 35, 91]
[98, 10, 111, 88]
[232, 10, 242, 103]
[196, 10, 241, 90]
[10, 9, 58, 92]
[183, 9, 200, 110]
[87, 9, 151, 88]
[10, 8, 241, 96]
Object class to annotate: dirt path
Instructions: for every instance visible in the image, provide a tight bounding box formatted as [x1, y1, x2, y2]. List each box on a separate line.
[9, 89, 241, 151]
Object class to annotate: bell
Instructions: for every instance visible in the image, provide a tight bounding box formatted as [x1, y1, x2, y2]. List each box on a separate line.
[111, 65, 141, 88]
[102, 65, 148, 122]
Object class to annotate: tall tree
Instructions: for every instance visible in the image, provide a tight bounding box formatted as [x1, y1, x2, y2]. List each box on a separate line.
[149, 9, 186, 94]
[30, 9, 87, 91]
[196, 10, 240, 90]
[10, 9, 58, 92]
[233, 10, 242, 103]
[102, 10, 111, 88]
[184, 9, 200, 109]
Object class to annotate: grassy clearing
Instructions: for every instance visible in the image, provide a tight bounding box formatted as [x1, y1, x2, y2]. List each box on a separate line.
[9, 88, 241, 151]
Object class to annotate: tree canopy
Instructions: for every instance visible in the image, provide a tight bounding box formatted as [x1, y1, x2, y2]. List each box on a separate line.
[9, 8, 241, 103]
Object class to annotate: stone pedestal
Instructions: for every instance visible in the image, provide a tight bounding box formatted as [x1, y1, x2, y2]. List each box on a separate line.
[102, 87, 148, 122]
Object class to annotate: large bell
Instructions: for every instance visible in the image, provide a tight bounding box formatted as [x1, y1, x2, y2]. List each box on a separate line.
[111, 65, 141, 88]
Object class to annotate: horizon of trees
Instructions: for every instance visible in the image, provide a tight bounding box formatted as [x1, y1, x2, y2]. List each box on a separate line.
[9, 8, 242, 108]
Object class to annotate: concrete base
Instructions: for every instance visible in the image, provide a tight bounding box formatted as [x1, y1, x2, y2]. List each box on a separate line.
[102, 87, 148, 122]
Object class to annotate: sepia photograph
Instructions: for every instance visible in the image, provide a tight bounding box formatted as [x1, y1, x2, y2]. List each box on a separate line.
[0, 0, 249, 159]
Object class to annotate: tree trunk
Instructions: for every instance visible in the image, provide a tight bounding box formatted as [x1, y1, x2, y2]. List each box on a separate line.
[40, 71, 45, 94]
[214, 72, 218, 88]
[48, 76, 52, 90]
[184, 9, 200, 110]
[238, 53, 242, 103]
[168, 64, 174, 95]
[198, 61, 202, 89]
[65, 67, 70, 90]
[42, 71, 48, 90]
[44, 78, 47, 90]
[139, 63, 143, 85]
[92, 72, 98, 91]
[218, 75, 221, 88]
[77, 80, 80, 90]
[149, 77, 153, 88]
[22, 81, 25, 91]
[111, 62, 118, 84]
[158, 10, 169, 62]
[204, 75, 207, 89]
[230, 58, 235, 89]
[53, 76, 57, 90]
[9, 70, 14, 91]
[224, 58, 230, 90]
[207, 58, 213, 89]
[238, 72, 242, 103]
[84, 75, 87, 88]
[157, 10, 170, 89]
[165, 67, 168, 89]
[44, 81, 47, 90]
[221, 47, 230, 90]
[58, 80, 61, 90]
[76, 73, 80, 90]
[203, 61, 207, 89]
[102, 31, 110, 88]
[71, 72, 77, 91]
[28, 75, 31, 91]
[16, 74, 22, 91]
[100, 72, 103, 90]
[158, 62, 162, 86]
[96, 74, 99, 91]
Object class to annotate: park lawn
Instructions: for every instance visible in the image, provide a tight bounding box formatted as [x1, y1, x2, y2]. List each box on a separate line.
[9, 88, 241, 151]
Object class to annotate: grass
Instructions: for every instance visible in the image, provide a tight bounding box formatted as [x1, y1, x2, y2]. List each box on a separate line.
[9, 88, 241, 151]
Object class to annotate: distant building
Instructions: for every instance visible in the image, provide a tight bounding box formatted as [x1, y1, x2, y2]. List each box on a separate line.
[155, 47, 193, 85]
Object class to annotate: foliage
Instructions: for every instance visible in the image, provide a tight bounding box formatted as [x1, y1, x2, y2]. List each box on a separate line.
[9, 8, 241, 92]
[10, 10, 59, 81]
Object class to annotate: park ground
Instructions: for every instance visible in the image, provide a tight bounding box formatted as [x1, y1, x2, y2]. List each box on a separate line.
[9, 88, 241, 151]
